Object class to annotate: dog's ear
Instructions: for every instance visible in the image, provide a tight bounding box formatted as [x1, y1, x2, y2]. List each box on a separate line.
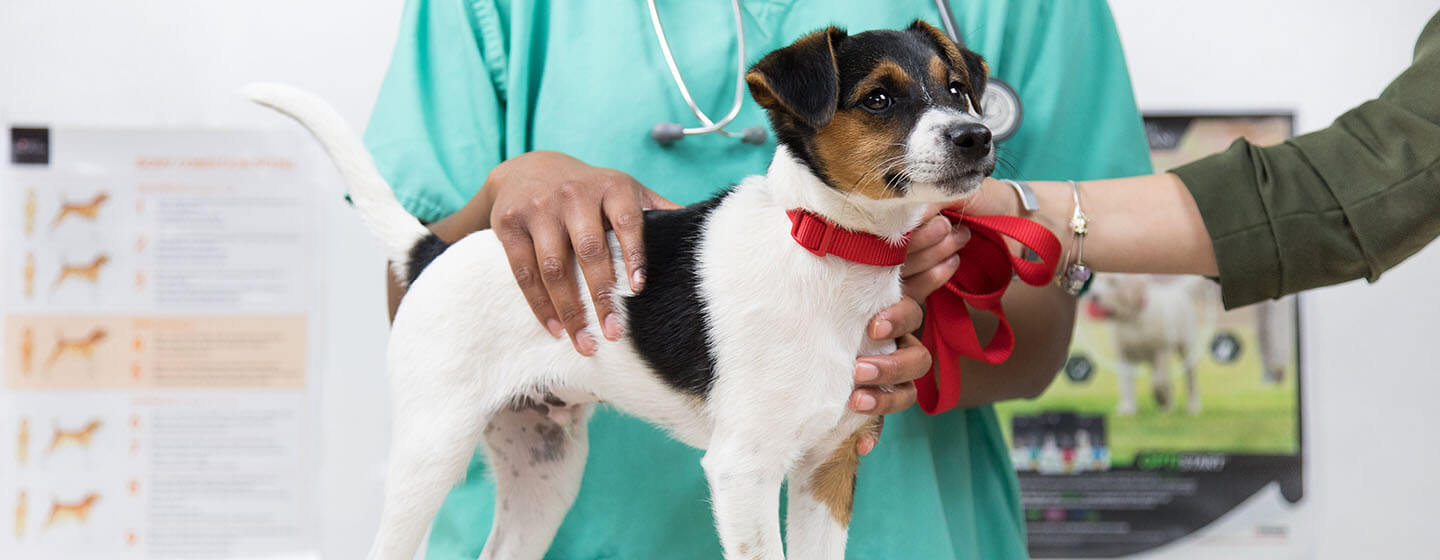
[909, 19, 988, 115]
[746, 27, 847, 129]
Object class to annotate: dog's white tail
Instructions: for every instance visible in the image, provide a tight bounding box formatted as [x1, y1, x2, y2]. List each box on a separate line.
[243, 83, 431, 284]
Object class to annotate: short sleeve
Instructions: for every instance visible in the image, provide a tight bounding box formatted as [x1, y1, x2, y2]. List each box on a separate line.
[364, 0, 508, 223]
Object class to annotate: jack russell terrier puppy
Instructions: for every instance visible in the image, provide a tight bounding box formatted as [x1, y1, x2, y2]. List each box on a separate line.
[249, 21, 993, 560]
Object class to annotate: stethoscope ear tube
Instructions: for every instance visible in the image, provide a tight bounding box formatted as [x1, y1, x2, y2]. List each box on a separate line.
[650, 0, 1020, 146]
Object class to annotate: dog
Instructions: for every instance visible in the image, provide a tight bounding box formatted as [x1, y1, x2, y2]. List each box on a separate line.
[51, 192, 110, 229]
[14, 491, 26, 539]
[44, 328, 108, 372]
[1085, 274, 1217, 415]
[44, 493, 99, 527]
[47, 419, 102, 455]
[52, 254, 110, 291]
[251, 21, 993, 560]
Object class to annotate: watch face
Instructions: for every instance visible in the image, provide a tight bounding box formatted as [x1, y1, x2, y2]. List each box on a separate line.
[980, 79, 1022, 142]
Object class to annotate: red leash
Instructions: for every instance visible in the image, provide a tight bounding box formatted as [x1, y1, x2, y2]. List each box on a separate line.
[917, 211, 1060, 415]
[787, 208, 1062, 416]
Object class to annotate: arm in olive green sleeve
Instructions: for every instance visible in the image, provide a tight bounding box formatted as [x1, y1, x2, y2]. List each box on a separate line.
[1172, 11, 1440, 308]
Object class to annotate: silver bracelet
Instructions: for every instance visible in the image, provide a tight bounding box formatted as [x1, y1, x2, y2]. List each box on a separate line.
[1057, 180, 1091, 295]
[1000, 179, 1039, 213]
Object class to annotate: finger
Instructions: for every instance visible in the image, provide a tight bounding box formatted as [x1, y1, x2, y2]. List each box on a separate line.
[856, 416, 884, 456]
[868, 296, 925, 340]
[849, 382, 917, 416]
[603, 188, 648, 295]
[529, 216, 596, 356]
[494, 211, 564, 339]
[900, 225, 970, 277]
[906, 214, 952, 254]
[565, 204, 622, 341]
[902, 253, 961, 301]
[854, 335, 932, 386]
[640, 185, 683, 210]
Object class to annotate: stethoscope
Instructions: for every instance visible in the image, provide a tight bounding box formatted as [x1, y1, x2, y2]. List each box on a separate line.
[648, 0, 1024, 146]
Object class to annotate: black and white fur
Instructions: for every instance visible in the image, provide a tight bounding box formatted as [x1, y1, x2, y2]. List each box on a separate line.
[248, 22, 994, 560]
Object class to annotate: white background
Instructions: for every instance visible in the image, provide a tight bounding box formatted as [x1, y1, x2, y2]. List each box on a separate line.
[2, 1, 1437, 558]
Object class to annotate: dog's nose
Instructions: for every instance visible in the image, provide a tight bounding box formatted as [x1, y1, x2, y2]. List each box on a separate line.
[948, 123, 992, 158]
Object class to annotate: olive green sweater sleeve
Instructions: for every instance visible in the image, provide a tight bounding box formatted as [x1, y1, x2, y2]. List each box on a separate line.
[1174, 11, 1440, 309]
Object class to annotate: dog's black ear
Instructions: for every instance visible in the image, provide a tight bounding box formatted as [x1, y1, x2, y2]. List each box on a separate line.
[746, 27, 847, 129]
[909, 19, 988, 114]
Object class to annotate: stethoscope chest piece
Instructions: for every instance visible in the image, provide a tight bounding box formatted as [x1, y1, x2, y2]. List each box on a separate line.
[980, 78, 1023, 143]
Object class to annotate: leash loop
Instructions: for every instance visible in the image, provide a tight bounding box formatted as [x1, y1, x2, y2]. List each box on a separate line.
[917, 212, 1061, 415]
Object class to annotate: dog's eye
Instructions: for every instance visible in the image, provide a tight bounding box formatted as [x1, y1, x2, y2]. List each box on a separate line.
[861, 90, 892, 112]
[948, 81, 967, 100]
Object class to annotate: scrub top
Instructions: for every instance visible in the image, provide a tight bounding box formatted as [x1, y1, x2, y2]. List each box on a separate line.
[364, 1, 1153, 558]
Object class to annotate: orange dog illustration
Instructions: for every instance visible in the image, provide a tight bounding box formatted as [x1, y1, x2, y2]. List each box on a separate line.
[45, 493, 99, 527]
[51, 192, 110, 229]
[47, 420, 102, 455]
[52, 254, 110, 291]
[21, 328, 35, 375]
[14, 491, 26, 539]
[18, 418, 30, 466]
[24, 253, 36, 299]
[25, 189, 37, 235]
[45, 328, 108, 371]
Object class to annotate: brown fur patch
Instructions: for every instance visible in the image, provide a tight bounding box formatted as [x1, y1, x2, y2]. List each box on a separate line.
[912, 20, 966, 76]
[809, 419, 881, 526]
[815, 59, 921, 200]
[813, 108, 906, 199]
[928, 55, 950, 89]
[845, 60, 911, 106]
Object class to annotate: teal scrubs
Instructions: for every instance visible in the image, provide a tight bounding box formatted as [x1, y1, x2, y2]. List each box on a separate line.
[365, 1, 1153, 558]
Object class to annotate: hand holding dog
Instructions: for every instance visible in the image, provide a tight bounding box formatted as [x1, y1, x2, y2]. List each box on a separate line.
[851, 212, 972, 454]
[484, 151, 680, 355]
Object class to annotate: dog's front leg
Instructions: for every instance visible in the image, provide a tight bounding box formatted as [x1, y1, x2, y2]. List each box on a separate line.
[784, 416, 876, 560]
[702, 435, 791, 560]
[1115, 360, 1139, 416]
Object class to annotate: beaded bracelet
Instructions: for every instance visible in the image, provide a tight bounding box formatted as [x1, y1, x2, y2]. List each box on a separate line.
[1057, 180, 1092, 295]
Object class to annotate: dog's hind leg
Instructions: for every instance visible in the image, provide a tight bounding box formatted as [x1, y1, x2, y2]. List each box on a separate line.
[1151, 353, 1174, 412]
[366, 379, 496, 560]
[784, 417, 878, 560]
[477, 400, 590, 560]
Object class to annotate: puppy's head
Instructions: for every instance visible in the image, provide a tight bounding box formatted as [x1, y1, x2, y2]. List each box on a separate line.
[1085, 275, 1150, 321]
[747, 21, 993, 203]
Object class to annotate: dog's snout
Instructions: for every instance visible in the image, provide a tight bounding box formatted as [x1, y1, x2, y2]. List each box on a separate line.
[947, 123, 992, 159]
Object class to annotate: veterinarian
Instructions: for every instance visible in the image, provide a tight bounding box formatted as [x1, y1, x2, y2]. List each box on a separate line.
[365, 1, 1151, 558]
[967, 11, 1440, 310]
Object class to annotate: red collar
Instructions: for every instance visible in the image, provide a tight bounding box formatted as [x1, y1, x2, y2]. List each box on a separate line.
[787, 207, 1062, 416]
[786, 209, 909, 266]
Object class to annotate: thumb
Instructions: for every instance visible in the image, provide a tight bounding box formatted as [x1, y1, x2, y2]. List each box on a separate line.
[640, 186, 683, 210]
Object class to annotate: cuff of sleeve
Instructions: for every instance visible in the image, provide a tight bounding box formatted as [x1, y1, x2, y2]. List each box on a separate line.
[1172, 141, 1282, 309]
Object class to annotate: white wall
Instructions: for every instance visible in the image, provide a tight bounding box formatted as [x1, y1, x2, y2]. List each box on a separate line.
[2, 1, 1436, 559]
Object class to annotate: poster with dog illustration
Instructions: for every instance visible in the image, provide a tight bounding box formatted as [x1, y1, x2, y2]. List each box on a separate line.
[995, 114, 1305, 559]
[1, 128, 322, 560]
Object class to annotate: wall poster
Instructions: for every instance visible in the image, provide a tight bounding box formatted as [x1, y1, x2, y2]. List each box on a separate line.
[1, 128, 323, 560]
